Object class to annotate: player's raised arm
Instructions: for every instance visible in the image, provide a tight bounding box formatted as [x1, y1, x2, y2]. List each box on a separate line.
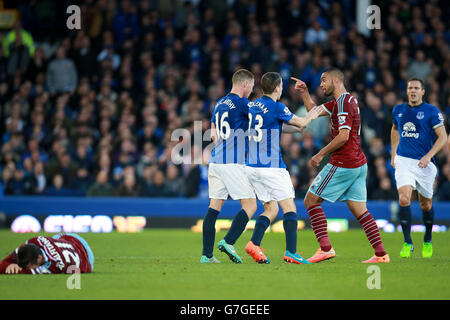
[291, 77, 328, 117]
[390, 124, 399, 169]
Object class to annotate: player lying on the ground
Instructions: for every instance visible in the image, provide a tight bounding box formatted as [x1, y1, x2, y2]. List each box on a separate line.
[0, 233, 94, 274]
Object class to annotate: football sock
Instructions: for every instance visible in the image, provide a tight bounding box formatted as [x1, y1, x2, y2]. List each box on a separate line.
[422, 207, 434, 243]
[399, 205, 412, 244]
[251, 215, 271, 246]
[283, 211, 298, 253]
[307, 204, 332, 251]
[224, 209, 249, 245]
[202, 208, 219, 258]
[357, 211, 386, 257]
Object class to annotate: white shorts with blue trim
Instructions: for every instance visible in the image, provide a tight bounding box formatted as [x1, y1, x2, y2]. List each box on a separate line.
[394, 155, 437, 199]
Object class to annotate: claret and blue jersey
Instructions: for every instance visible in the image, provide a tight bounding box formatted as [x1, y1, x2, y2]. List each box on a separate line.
[209, 93, 250, 164]
[246, 95, 294, 168]
[392, 102, 444, 162]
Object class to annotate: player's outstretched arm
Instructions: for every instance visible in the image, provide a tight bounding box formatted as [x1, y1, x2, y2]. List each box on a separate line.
[291, 77, 328, 117]
[390, 124, 399, 169]
[282, 123, 303, 133]
[287, 105, 322, 129]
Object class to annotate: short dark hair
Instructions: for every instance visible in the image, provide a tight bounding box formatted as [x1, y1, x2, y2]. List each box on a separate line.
[17, 244, 41, 269]
[324, 67, 344, 82]
[407, 77, 425, 89]
[261, 72, 282, 94]
[232, 69, 254, 85]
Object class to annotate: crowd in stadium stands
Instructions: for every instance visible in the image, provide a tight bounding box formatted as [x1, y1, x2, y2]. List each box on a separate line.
[0, 0, 449, 200]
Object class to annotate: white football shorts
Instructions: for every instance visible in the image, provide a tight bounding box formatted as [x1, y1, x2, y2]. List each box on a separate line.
[245, 166, 295, 203]
[394, 155, 437, 199]
[208, 163, 256, 200]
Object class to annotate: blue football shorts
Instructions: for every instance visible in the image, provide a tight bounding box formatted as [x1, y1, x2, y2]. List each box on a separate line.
[308, 163, 368, 203]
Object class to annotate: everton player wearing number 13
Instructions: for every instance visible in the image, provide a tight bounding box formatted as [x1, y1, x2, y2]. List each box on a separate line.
[292, 68, 390, 263]
[0, 233, 94, 274]
[391, 78, 447, 258]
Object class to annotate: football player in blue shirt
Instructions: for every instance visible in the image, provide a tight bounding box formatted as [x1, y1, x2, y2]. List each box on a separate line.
[244, 72, 321, 264]
[391, 78, 447, 258]
[200, 69, 258, 263]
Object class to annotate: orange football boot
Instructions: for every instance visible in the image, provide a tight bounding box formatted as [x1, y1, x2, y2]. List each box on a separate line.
[307, 247, 336, 263]
[362, 254, 390, 263]
[245, 241, 270, 264]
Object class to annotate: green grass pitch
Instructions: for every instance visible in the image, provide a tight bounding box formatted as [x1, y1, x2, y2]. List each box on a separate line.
[0, 229, 449, 300]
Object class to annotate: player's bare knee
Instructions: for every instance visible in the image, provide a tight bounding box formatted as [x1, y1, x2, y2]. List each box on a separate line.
[304, 193, 318, 209]
[419, 200, 432, 212]
[398, 194, 411, 207]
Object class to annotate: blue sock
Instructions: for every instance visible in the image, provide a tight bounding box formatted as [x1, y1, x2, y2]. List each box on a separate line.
[224, 209, 249, 245]
[283, 211, 298, 253]
[202, 208, 219, 257]
[399, 205, 412, 244]
[251, 215, 271, 246]
[423, 208, 434, 243]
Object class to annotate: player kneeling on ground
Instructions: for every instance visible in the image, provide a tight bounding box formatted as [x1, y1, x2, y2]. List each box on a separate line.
[0, 233, 94, 274]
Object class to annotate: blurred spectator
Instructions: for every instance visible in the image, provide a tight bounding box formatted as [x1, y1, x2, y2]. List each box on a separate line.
[46, 46, 78, 93]
[142, 169, 171, 197]
[115, 167, 141, 196]
[305, 21, 328, 46]
[44, 174, 74, 196]
[407, 50, 432, 80]
[25, 161, 47, 194]
[87, 170, 115, 197]
[372, 177, 397, 201]
[165, 164, 184, 197]
[2, 20, 35, 58]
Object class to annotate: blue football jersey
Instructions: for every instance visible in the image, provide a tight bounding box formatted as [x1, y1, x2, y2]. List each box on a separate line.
[246, 95, 294, 168]
[392, 102, 444, 162]
[209, 93, 250, 164]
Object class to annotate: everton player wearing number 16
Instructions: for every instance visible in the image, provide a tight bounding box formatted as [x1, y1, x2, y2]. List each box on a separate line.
[200, 69, 258, 264]
[0, 233, 94, 274]
[292, 68, 390, 263]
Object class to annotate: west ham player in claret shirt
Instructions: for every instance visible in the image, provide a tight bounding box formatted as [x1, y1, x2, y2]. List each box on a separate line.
[0, 233, 94, 274]
[291, 68, 390, 263]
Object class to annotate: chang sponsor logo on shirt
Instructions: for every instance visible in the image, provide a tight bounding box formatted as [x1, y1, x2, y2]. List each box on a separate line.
[401, 122, 419, 139]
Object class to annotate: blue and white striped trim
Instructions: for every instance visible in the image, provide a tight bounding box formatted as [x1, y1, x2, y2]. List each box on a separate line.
[336, 92, 349, 114]
[320, 104, 332, 115]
